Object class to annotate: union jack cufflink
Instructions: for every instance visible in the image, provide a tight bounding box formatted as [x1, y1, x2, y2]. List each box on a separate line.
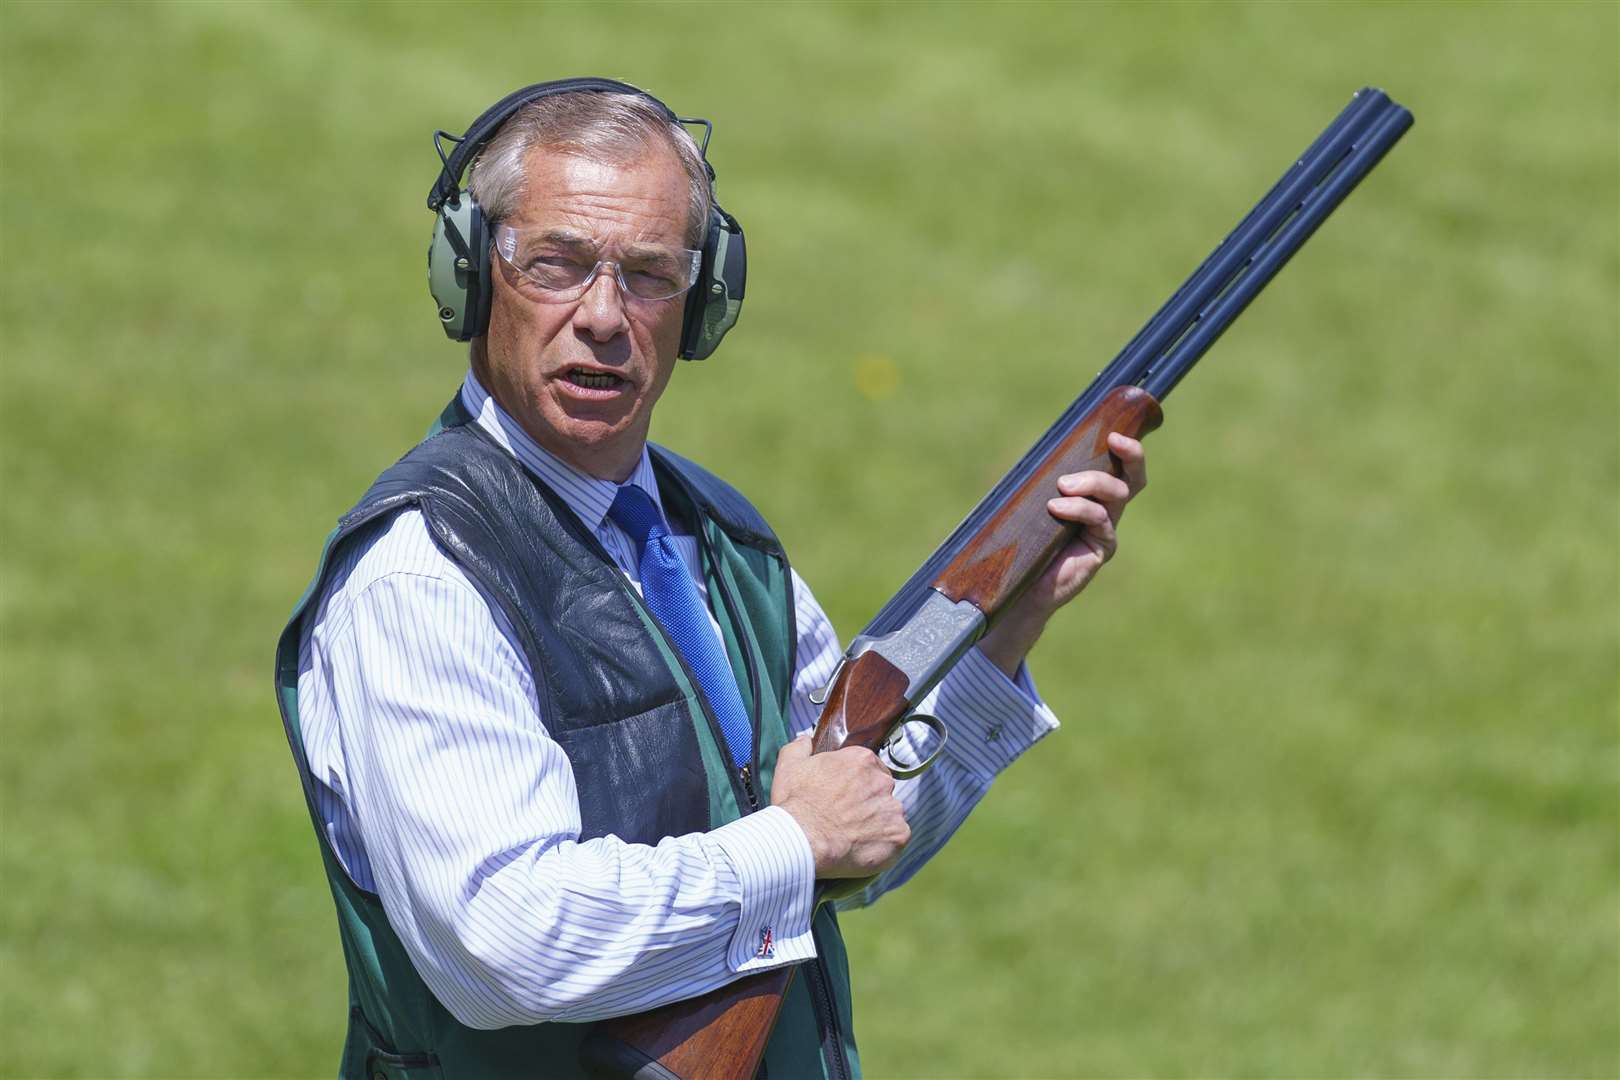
[756, 925, 774, 959]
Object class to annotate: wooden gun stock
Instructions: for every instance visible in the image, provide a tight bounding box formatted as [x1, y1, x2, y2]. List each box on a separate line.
[580, 651, 915, 1080]
[579, 967, 793, 1080]
[580, 87, 1411, 1079]
[579, 391, 1160, 1080]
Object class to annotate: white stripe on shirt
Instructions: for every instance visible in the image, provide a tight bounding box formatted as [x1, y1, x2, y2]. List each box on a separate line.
[293, 370, 1059, 1027]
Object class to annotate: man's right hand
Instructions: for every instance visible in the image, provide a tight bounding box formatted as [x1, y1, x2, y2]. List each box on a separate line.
[770, 736, 911, 879]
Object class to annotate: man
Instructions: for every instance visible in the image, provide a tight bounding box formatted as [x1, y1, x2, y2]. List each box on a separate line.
[274, 81, 1145, 1079]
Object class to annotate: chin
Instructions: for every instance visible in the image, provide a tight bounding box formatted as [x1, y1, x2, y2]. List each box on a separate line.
[559, 417, 631, 446]
[546, 407, 647, 459]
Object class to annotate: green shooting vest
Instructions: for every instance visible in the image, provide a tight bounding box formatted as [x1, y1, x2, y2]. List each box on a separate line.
[273, 401, 860, 1079]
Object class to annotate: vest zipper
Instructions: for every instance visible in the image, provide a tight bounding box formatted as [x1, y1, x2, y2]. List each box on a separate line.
[806, 922, 853, 1080]
[737, 764, 761, 810]
[548, 469, 842, 1071]
[697, 523, 853, 1076]
[634, 593, 755, 816]
[591, 469, 831, 1066]
[692, 521, 768, 816]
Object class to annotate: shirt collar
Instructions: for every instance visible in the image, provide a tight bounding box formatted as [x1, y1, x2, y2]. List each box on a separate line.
[459, 370, 666, 534]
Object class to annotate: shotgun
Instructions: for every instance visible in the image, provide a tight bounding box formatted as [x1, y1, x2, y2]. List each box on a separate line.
[581, 86, 1414, 1080]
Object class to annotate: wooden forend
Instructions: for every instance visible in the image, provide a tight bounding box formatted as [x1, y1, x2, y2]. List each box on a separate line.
[933, 385, 1163, 614]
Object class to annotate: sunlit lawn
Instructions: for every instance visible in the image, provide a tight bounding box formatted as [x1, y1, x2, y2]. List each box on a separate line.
[2, 1, 1615, 1076]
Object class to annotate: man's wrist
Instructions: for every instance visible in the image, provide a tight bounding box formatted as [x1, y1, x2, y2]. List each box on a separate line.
[977, 611, 1045, 677]
[775, 800, 833, 872]
[929, 647, 1061, 779]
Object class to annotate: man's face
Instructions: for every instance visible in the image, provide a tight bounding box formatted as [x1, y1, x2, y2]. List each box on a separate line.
[475, 143, 693, 481]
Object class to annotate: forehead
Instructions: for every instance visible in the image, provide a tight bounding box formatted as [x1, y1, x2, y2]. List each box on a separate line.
[507, 144, 691, 247]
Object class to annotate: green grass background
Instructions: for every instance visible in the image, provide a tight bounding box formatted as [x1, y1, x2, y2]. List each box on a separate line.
[2, 1, 1615, 1076]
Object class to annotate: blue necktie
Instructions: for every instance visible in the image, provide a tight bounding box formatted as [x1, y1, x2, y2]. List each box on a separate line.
[609, 484, 753, 769]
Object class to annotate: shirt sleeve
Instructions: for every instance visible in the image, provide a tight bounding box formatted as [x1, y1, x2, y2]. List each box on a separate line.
[312, 536, 817, 1029]
[784, 568, 1060, 910]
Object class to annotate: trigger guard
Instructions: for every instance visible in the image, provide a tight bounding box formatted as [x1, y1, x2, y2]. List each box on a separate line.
[879, 713, 949, 779]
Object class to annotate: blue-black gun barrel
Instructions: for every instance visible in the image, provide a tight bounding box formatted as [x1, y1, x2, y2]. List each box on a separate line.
[860, 87, 1413, 642]
[1139, 96, 1413, 400]
[1018, 88, 1398, 468]
[1097, 87, 1398, 400]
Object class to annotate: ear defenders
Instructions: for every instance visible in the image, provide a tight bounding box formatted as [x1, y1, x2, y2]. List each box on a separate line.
[425, 77, 746, 361]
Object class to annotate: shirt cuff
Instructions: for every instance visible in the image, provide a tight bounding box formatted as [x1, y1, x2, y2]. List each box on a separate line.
[708, 806, 818, 973]
[933, 646, 1060, 780]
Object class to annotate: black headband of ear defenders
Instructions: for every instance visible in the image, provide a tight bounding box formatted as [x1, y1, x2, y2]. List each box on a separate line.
[426, 77, 712, 212]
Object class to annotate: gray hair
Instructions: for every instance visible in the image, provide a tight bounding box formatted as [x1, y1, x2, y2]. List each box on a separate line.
[466, 91, 713, 247]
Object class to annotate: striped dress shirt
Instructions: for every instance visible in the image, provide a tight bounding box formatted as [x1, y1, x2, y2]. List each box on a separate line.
[294, 371, 1060, 1029]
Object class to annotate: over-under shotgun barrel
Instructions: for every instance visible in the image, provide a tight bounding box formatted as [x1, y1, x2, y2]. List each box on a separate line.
[867, 87, 1412, 640]
[581, 87, 1413, 1080]
[927, 92, 1413, 618]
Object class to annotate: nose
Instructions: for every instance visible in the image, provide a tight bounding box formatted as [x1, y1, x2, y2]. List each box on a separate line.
[571, 267, 630, 342]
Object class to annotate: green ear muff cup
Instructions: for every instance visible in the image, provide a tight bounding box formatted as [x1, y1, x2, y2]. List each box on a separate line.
[427, 198, 489, 343]
[678, 208, 746, 361]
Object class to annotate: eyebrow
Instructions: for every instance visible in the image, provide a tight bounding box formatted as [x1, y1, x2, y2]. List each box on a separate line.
[533, 229, 690, 259]
[535, 230, 594, 252]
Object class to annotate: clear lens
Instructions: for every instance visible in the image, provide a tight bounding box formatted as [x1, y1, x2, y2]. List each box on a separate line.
[493, 225, 702, 302]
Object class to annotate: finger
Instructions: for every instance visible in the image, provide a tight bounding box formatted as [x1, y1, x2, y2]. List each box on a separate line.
[1046, 495, 1110, 528]
[777, 736, 811, 765]
[1107, 432, 1148, 493]
[859, 755, 898, 794]
[1053, 550, 1104, 597]
[1060, 534, 1107, 570]
[890, 810, 912, 847]
[1085, 513, 1118, 562]
[837, 745, 886, 772]
[1055, 470, 1131, 504]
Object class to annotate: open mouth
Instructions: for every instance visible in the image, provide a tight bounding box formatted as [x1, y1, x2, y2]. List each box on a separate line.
[565, 368, 626, 391]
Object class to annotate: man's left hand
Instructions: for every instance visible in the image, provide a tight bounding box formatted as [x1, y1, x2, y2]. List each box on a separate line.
[977, 432, 1148, 677]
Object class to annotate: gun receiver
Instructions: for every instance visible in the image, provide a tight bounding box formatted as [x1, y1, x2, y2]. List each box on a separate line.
[580, 87, 1413, 1080]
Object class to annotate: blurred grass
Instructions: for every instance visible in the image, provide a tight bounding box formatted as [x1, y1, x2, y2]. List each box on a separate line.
[1, 0, 1615, 1076]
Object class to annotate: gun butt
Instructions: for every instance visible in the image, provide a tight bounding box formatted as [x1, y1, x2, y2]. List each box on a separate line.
[581, 967, 796, 1080]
